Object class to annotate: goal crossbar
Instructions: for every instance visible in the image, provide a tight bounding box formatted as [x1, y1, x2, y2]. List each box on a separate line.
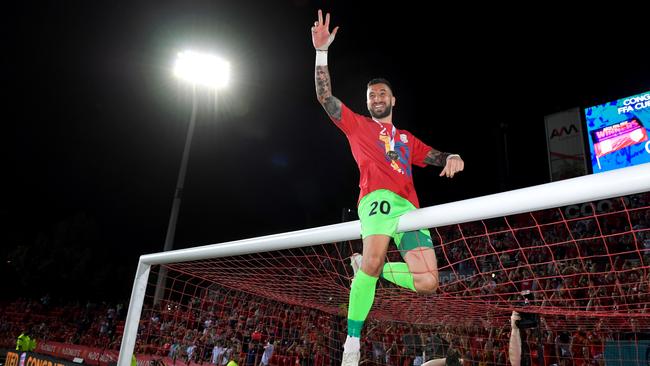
[117, 163, 650, 366]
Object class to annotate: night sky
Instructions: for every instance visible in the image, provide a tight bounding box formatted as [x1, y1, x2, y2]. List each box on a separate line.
[2, 1, 649, 300]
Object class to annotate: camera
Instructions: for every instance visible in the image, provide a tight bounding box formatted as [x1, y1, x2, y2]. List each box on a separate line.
[515, 312, 539, 329]
[515, 290, 539, 329]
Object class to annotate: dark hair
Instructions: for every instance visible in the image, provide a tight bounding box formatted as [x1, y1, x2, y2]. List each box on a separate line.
[445, 349, 462, 366]
[367, 78, 393, 94]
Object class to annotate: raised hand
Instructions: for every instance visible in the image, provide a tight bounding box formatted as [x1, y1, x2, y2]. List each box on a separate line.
[311, 9, 339, 51]
[510, 311, 521, 329]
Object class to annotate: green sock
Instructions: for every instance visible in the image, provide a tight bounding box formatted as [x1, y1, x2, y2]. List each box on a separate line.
[381, 262, 416, 291]
[347, 269, 378, 337]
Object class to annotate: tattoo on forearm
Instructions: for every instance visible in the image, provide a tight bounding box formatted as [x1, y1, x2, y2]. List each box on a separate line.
[315, 66, 331, 100]
[315, 66, 342, 120]
[323, 96, 342, 120]
[424, 150, 450, 167]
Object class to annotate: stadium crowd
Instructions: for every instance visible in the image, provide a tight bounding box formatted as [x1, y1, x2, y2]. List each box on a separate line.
[0, 297, 125, 350]
[1, 286, 647, 366]
[436, 193, 650, 314]
[1, 193, 649, 366]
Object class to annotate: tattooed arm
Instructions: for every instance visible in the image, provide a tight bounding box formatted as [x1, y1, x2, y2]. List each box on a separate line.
[423, 148, 452, 167]
[311, 10, 342, 121]
[315, 66, 342, 121]
[425, 148, 465, 178]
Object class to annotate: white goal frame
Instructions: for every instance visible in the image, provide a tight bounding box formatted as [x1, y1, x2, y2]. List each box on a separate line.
[117, 163, 650, 366]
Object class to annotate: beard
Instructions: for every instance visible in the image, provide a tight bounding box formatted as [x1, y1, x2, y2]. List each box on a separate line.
[368, 103, 392, 119]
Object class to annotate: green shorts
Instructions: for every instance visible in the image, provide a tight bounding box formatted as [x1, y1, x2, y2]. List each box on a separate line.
[358, 189, 433, 253]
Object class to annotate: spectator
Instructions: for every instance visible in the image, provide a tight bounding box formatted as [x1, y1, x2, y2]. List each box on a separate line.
[555, 331, 573, 366]
[260, 340, 275, 366]
[421, 348, 462, 366]
[16, 329, 36, 352]
[227, 353, 239, 366]
[213, 341, 226, 365]
[245, 342, 257, 366]
[186, 342, 197, 363]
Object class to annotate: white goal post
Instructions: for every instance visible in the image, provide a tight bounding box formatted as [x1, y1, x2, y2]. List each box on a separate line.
[117, 163, 650, 366]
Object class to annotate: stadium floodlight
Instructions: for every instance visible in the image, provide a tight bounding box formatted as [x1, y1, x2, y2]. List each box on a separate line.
[118, 164, 650, 366]
[152, 50, 231, 306]
[173, 50, 230, 89]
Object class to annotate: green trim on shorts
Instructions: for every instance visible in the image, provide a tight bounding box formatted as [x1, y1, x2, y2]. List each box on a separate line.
[358, 189, 434, 253]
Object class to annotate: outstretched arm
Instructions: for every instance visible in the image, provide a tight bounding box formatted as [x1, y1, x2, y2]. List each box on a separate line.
[311, 10, 342, 121]
[421, 358, 446, 366]
[509, 312, 522, 366]
[424, 149, 465, 178]
[421, 358, 464, 366]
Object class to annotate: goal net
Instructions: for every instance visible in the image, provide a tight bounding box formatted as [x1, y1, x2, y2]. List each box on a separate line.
[118, 164, 650, 366]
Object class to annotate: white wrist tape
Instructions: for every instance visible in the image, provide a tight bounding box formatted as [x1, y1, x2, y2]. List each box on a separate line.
[446, 154, 460, 162]
[315, 50, 328, 66]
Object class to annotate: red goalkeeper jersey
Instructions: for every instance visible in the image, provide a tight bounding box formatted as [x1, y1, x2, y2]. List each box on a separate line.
[330, 103, 432, 208]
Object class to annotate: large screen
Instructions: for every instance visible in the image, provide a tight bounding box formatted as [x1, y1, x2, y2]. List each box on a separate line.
[584, 90, 650, 173]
